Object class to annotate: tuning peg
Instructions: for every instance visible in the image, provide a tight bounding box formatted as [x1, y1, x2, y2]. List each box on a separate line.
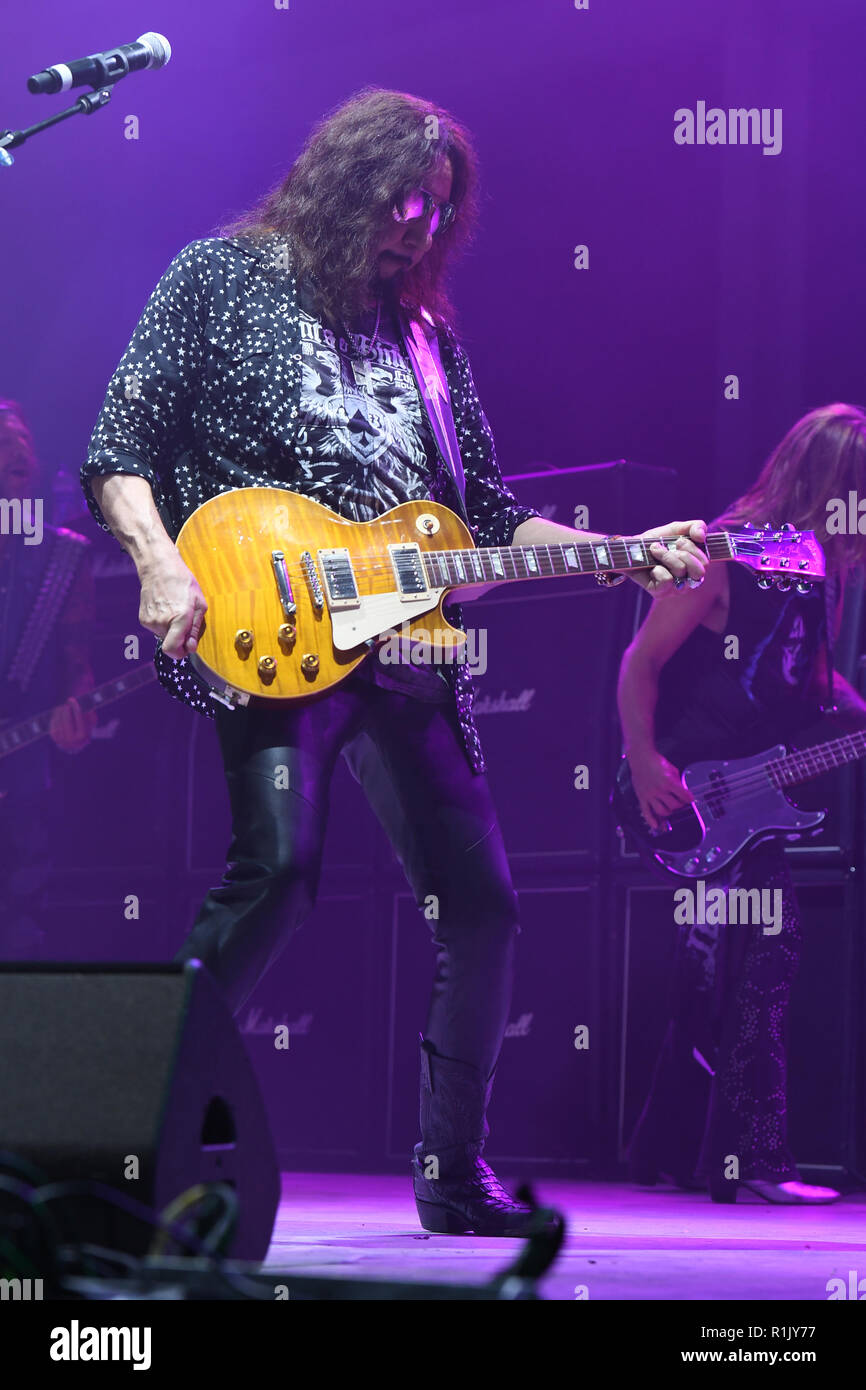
[775, 577, 792, 592]
[756, 575, 773, 589]
[781, 522, 794, 531]
[795, 580, 812, 594]
[743, 521, 754, 530]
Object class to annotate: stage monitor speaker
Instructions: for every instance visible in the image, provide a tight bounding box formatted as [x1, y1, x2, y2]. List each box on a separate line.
[0, 961, 280, 1260]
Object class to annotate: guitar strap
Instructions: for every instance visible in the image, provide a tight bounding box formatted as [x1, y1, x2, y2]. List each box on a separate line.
[3, 531, 86, 695]
[397, 302, 470, 526]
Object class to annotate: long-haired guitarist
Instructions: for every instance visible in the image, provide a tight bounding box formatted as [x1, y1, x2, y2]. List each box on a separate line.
[0, 400, 95, 957]
[81, 88, 708, 1236]
[617, 403, 866, 1204]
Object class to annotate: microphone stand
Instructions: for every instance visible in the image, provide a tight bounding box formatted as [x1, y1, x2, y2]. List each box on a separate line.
[1, 51, 131, 167]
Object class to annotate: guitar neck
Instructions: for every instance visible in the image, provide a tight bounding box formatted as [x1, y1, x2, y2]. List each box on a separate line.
[0, 664, 156, 760]
[770, 729, 866, 790]
[421, 530, 738, 588]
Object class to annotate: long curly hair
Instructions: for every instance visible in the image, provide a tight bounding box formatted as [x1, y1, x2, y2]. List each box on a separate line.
[715, 403, 866, 577]
[219, 87, 479, 331]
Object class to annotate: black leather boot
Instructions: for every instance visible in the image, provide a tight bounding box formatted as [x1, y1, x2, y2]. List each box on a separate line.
[411, 1035, 542, 1236]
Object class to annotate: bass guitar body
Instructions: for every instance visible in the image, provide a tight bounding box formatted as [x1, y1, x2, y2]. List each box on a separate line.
[612, 745, 826, 880]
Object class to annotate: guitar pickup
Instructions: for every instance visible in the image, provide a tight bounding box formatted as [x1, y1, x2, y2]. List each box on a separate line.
[389, 543, 432, 600]
[317, 548, 360, 610]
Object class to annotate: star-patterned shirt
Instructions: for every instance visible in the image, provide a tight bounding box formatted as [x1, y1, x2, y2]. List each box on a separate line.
[80, 233, 539, 773]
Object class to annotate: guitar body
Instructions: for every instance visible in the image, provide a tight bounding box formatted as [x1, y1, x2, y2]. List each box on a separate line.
[612, 746, 826, 880]
[176, 488, 474, 701]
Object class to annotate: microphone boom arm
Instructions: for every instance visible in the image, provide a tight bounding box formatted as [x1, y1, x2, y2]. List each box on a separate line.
[0, 88, 113, 166]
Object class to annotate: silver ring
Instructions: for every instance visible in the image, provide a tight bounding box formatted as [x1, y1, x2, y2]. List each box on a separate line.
[686, 576, 705, 589]
[672, 575, 687, 590]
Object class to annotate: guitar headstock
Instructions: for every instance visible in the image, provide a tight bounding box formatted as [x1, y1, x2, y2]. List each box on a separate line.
[728, 522, 825, 592]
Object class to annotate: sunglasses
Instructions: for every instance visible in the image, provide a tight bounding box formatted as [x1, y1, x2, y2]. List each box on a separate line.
[392, 187, 456, 236]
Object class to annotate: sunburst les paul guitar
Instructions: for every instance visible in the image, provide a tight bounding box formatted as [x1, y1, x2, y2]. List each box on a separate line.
[175, 488, 825, 707]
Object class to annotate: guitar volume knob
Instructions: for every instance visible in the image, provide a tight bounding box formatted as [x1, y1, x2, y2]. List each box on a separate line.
[257, 656, 277, 683]
[235, 629, 254, 656]
[301, 653, 319, 676]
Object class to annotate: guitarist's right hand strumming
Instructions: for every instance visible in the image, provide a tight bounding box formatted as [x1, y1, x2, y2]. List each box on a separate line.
[89, 474, 207, 659]
[626, 748, 694, 832]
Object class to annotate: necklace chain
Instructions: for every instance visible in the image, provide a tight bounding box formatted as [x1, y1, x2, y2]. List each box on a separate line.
[355, 297, 382, 360]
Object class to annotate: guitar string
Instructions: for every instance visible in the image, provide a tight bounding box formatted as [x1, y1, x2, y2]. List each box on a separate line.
[243, 535, 801, 583]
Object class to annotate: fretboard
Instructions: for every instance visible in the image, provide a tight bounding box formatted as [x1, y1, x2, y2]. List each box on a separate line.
[419, 531, 734, 588]
[0, 663, 156, 760]
[768, 730, 866, 790]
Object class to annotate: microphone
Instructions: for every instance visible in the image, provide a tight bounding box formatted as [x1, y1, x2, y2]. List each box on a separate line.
[27, 33, 171, 95]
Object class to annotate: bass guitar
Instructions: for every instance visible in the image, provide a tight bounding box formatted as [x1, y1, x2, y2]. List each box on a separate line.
[612, 725, 866, 879]
[175, 488, 825, 706]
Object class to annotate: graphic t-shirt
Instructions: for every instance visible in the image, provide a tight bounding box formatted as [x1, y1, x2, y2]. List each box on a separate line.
[296, 278, 452, 702]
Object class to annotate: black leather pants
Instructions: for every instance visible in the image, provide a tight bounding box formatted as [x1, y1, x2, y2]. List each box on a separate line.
[174, 675, 520, 1082]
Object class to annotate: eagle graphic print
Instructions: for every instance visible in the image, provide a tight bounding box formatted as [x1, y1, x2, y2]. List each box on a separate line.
[296, 292, 442, 519]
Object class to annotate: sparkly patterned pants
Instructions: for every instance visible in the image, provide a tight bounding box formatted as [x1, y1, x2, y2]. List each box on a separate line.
[628, 842, 802, 1184]
[174, 676, 520, 1083]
